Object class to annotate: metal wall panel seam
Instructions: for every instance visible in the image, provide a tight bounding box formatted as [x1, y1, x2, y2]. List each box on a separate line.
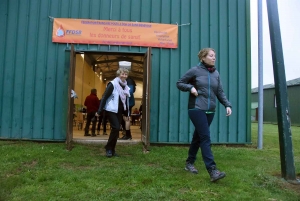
[41, 0, 52, 139]
[172, 1, 181, 142]
[216, 0, 221, 142]
[52, 43, 59, 139]
[178, 0, 183, 141]
[236, 0, 240, 143]
[108, 0, 113, 50]
[22, 1, 34, 138]
[52, 0, 63, 139]
[128, 0, 133, 51]
[163, 2, 172, 141]
[246, 0, 252, 143]
[139, 0, 143, 52]
[31, 0, 42, 137]
[97, 0, 102, 51]
[10, 0, 21, 137]
[226, 0, 231, 142]
[20, 0, 31, 138]
[3, 0, 18, 137]
[34, 0, 47, 138]
[232, 0, 239, 143]
[0, 1, 9, 136]
[169, 0, 175, 141]
[68, 0, 72, 17]
[239, 0, 248, 142]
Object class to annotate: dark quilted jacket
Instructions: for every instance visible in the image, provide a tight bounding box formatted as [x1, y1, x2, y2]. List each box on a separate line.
[176, 63, 231, 112]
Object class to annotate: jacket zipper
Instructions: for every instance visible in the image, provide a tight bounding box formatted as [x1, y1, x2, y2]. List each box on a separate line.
[208, 71, 211, 110]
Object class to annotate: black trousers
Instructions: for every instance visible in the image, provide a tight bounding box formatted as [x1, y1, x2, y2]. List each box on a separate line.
[97, 114, 103, 131]
[105, 111, 123, 151]
[84, 112, 96, 134]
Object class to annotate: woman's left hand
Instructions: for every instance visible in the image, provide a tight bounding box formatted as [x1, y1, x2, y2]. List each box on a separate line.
[226, 107, 232, 116]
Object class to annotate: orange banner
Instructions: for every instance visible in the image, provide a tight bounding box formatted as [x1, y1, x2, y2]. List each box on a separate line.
[52, 18, 178, 48]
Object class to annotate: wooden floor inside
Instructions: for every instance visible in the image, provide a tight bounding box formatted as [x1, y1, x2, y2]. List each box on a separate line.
[73, 124, 142, 141]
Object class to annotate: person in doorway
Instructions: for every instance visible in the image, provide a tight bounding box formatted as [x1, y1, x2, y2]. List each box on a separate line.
[176, 48, 232, 182]
[120, 76, 136, 140]
[84, 89, 99, 137]
[96, 99, 104, 135]
[101, 111, 108, 135]
[96, 68, 131, 157]
[131, 107, 140, 125]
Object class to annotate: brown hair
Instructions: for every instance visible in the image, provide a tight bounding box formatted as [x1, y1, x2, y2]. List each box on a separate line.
[197, 48, 216, 61]
[91, 88, 97, 94]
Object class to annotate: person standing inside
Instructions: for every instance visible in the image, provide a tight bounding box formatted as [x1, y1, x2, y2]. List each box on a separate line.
[120, 76, 136, 140]
[84, 89, 99, 137]
[96, 99, 104, 135]
[96, 68, 130, 157]
[131, 108, 140, 125]
[176, 48, 232, 182]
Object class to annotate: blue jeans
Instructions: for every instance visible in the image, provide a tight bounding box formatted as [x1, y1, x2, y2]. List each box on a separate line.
[186, 109, 216, 169]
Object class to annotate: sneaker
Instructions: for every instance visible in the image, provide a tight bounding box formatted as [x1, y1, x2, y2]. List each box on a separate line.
[103, 132, 108, 135]
[185, 163, 198, 174]
[208, 166, 226, 182]
[106, 150, 113, 157]
[84, 134, 91, 136]
[91, 133, 96, 137]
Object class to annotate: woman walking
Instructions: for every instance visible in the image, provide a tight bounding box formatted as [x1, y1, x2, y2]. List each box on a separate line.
[97, 68, 130, 157]
[176, 48, 232, 182]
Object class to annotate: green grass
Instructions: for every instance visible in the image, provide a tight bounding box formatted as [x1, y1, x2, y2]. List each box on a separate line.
[0, 123, 299, 201]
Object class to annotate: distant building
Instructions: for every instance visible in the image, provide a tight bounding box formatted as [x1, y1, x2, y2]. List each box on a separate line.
[251, 78, 300, 126]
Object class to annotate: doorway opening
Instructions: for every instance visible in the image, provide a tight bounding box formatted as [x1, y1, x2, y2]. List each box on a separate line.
[68, 47, 151, 149]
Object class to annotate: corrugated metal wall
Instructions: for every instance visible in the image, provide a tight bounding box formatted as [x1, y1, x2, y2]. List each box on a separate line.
[251, 86, 300, 125]
[0, 0, 251, 143]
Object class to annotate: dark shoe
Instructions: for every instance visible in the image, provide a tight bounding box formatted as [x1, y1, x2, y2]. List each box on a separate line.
[185, 163, 198, 174]
[84, 134, 91, 136]
[120, 135, 132, 140]
[106, 150, 113, 157]
[91, 133, 96, 137]
[208, 166, 226, 182]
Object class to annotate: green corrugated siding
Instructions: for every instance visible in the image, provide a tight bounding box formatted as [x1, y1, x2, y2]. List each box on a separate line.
[0, 0, 251, 143]
[252, 85, 300, 125]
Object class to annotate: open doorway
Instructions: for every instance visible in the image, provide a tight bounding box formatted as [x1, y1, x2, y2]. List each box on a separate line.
[69, 49, 151, 146]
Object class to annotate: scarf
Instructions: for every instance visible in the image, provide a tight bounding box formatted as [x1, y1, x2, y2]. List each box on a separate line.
[114, 77, 130, 110]
[200, 62, 216, 73]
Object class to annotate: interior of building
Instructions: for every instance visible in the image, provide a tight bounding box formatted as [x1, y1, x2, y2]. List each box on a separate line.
[72, 51, 145, 141]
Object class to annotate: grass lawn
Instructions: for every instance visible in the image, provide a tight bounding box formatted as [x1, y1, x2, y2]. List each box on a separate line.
[0, 123, 299, 201]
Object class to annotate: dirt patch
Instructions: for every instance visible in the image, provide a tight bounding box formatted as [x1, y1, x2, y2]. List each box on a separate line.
[22, 160, 38, 168]
[273, 172, 300, 195]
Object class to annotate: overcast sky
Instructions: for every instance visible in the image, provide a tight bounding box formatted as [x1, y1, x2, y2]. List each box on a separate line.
[251, 0, 300, 88]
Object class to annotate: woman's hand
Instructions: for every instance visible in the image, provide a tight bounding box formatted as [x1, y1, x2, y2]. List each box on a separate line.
[190, 87, 198, 96]
[226, 107, 232, 116]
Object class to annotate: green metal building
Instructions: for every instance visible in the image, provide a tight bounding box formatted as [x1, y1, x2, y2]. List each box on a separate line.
[0, 0, 251, 144]
[251, 78, 300, 126]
